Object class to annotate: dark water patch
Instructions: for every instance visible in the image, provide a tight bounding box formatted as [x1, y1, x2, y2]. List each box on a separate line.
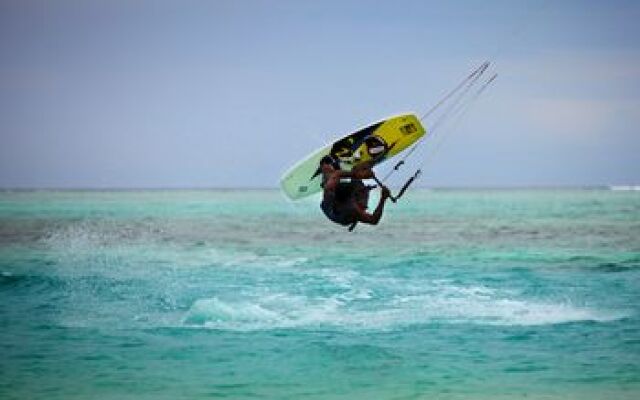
[117, 339, 147, 349]
[623, 254, 640, 263]
[0, 271, 60, 292]
[32, 323, 60, 331]
[210, 383, 253, 391]
[1, 270, 159, 322]
[77, 354, 112, 361]
[565, 375, 620, 384]
[0, 271, 23, 286]
[503, 330, 538, 341]
[595, 262, 635, 273]
[567, 255, 601, 263]
[503, 364, 550, 373]
[0, 252, 58, 271]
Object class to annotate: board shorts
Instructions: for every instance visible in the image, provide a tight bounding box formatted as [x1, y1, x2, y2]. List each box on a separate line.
[320, 180, 369, 226]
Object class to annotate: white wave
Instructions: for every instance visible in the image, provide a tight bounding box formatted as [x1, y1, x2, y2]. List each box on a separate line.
[181, 281, 630, 331]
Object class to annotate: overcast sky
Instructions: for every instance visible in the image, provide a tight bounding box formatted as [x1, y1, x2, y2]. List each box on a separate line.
[1, 0, 639, 188]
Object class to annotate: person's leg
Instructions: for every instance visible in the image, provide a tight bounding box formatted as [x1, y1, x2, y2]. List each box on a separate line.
[349, 180, 370, 210]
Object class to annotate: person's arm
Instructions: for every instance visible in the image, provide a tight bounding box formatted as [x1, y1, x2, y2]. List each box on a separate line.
[335, 169, 373, 180]
[322, 165, 341, 191]
[354, 186, 390, 225]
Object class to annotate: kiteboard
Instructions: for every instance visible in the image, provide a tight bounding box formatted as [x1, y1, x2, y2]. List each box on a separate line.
[280, 113, 426, 200]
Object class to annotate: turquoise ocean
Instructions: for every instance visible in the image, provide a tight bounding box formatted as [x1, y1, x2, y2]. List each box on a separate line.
[1, 189, 639, 399]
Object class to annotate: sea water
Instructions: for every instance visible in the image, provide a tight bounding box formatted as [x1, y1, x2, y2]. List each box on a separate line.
[0, 189, 638, 399]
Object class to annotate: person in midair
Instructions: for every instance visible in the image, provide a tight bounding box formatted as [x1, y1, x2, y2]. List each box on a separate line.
[318, 155, 391, 227]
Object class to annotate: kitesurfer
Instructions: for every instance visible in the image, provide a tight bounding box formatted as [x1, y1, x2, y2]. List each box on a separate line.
[319, 155, 391, 226]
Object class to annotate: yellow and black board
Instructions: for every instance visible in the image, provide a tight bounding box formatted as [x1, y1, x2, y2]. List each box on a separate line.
[280, 113, 426, 200]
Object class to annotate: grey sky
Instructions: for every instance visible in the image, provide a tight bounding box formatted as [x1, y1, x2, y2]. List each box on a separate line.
[1, 0, 639, 188]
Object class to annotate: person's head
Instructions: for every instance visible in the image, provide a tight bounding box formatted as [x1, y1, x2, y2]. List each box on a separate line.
[319, 155, 340, 171]
[313, 154, 340, 182]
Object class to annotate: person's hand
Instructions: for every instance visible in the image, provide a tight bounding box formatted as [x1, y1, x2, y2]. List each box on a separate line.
[381, 186, 391, 199]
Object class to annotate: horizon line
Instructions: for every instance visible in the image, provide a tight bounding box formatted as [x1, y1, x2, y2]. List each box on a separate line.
[0, 185, 636, 192]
